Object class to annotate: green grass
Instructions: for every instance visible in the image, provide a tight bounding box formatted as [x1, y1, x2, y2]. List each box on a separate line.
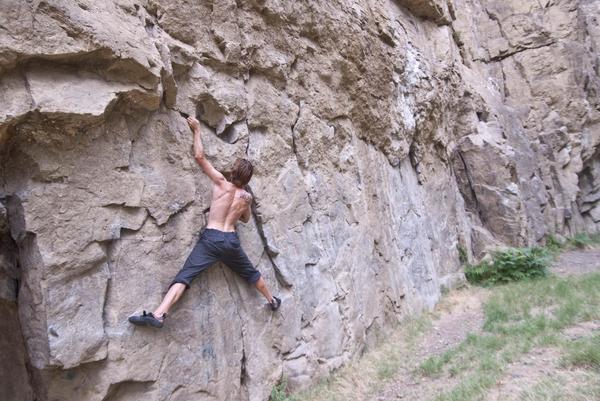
[561, 334, 600, 371]
[418, 273, 600, 401]
[376, 357, 399, 379]
[457, 245, 468, 264]
[519, 373, 600, 401]
[293, 315, 431, 401]
[566, 233, 600, 249]
[545, 232, 600, 251]
[270, 379, 297, 401]
[520, 379, 567, 401]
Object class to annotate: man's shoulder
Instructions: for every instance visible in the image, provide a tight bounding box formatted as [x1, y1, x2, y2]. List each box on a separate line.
[238, 190, 253, 203]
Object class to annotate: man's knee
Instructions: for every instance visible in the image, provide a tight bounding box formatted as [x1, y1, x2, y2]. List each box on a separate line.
[172, 282, 187, 292]
[168, 282, 188, 296]
[254, 276, 265, 288]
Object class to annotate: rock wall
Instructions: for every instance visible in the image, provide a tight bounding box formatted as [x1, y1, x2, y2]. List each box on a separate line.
[0, 1, 598, 400]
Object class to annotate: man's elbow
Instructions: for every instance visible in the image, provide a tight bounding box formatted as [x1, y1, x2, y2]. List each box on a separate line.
[194, 152, 205, 163]
[241, 214, 250, 223]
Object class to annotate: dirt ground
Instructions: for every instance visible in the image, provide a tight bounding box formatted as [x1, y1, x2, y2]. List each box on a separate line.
[550, 248, 600, 277]
[366, 248, 600, 401]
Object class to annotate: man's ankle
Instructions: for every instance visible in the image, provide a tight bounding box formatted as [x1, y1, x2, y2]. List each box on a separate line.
[269, 296, 282, 311]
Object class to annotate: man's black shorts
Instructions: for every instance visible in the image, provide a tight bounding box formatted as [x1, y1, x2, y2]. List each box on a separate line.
[170, 228, 261, 289]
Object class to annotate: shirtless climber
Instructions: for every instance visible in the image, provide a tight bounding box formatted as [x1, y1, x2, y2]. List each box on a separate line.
[128, 116, 281, 328]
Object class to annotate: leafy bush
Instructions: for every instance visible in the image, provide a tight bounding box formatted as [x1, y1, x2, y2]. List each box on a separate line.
[544, 234, 564, 254]
[457, 245, 468, 264]
[567, 233, 600, 249]
[465, 247, 551, 285]
[270, 379, 296, 401]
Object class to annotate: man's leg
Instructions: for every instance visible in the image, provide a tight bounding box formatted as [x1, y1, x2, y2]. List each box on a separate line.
[221, 241, 281, 310]
[129, 231, 220, 327]
[254, 276, 274, 303]
[153, 283, 186, 318]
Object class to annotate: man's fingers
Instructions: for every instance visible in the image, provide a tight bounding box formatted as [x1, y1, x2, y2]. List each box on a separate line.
[186, 117, 200, 131]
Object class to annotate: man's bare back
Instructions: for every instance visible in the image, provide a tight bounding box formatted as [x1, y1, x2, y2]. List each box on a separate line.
[206, 183, 253, 232]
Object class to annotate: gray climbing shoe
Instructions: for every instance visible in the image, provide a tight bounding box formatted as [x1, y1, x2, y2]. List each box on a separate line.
[269, 296, 282, 311]
[128, 311, 165, 328]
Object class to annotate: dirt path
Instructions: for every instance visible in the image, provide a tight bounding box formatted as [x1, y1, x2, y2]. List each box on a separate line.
[367, 248, 600, 401]
[550, 248, 600, 277]
[368, 287, 487, 401]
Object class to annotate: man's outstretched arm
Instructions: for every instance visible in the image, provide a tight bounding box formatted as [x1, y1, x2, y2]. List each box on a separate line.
[187, 117, 226, 185]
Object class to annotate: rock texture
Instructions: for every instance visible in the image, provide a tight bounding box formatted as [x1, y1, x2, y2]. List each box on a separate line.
[0, 0, 598, 400]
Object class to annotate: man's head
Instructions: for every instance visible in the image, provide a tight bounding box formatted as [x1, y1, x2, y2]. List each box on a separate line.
[230, 158, 253, 188]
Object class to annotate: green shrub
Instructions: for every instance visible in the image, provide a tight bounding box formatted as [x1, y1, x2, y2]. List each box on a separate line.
[458, 245, 468, 264]
[270, 379, 296, 401]
[544, 234, 564, 254]
[567, 233, 600, 249]
[465, 247, 551, 286]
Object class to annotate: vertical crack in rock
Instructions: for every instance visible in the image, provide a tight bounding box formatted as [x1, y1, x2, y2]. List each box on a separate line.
[332, 288, 353, 359]
[239, 347, 248, 391]
[244, 128, 251, 155]
[247, 190, 292, 289]
[456, 150, 487, 225]
[20, 70, 35, 110]
[221, 269, 249, 400]
[289, 102, 317, 211]
[0, 142, 7, 190]
[408, 141, 424, 185]
[449, 27, 467, 65]
[98, 239, 115, 343]
[290, 101, 304, 171]
[500, 63, 510, 99]
[244, 181, 292, 288]
[0, 196, 36, 400]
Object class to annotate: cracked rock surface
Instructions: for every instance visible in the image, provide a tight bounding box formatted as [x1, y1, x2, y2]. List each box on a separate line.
[0, 0, 599, 400]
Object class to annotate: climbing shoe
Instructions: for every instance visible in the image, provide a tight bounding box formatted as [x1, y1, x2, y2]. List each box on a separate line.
[128, 311, 166, 328]
[269, 296, 282, 311]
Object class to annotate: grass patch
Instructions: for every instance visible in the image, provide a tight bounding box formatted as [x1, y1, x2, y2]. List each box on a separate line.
[294, 315, 431, 401]
[457, 245, 468, 264]
[270, 379, 297, 401]
[520, 378, 568, 401]
[561, 334, 600, 371]
[545, 232, 600, 251]
[418, 348, 456, 377]
[519, 373, 600, 401]
[419, 273, 600, 401]
[270, 379, 295, 401]
[566, 233, 600, 249]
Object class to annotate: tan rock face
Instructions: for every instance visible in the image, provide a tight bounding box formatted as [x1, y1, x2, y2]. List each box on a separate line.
[0, 0, 598, 400]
